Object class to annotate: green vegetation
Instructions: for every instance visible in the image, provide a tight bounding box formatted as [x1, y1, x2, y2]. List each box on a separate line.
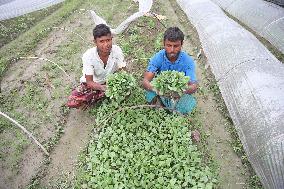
[74, 1, 218, 188]
[74, 81, 217, 188]
[106, 71, 137, 102]
[0, 3, 61, 48]
[0, 0, 86, 79]
[84, 108, 216, 188]
[0, 0, 145, 187]
[152, 70, 189, 97]
[1, 0, 262, 188]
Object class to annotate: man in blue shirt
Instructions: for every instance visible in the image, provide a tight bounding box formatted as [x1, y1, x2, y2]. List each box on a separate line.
[142, 27, 197, 114]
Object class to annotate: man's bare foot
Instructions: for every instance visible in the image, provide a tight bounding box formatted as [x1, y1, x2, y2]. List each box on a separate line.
[191, 130, 201, 143]
[78, 103, 89, 111]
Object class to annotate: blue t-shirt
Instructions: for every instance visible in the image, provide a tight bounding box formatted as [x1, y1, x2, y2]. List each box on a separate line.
[147, 49, 197, 82]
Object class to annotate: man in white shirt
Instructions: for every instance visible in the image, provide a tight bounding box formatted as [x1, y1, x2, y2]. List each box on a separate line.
[67, 24, 126, 109]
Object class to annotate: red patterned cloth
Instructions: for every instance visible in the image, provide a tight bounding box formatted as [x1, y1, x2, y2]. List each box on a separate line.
[66, 83, 105, 109]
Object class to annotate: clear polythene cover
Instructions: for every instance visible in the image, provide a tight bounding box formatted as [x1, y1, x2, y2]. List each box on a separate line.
[0, 0, 65, 21]
[211, 0, 284, 54]
[90, 0, 153, 34]
[177, 0, 284, 188]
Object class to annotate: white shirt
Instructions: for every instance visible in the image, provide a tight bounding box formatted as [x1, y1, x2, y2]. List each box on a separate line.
[80, 45, 126, 84]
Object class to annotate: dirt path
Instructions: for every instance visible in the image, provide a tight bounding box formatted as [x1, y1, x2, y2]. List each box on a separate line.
[39, 109, 95, 187]
[163, 0, 248, 188]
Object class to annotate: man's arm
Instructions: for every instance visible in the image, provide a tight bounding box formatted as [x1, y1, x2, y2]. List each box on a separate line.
[85, 75, 106, 91]
[184, 54, 198, 94]
[116, 45, 127, 72]
[142, 72, 155, 91]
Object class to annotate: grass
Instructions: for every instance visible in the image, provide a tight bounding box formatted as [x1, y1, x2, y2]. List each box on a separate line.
[0, 3, 61, 48]
[0, 0, 88, 79]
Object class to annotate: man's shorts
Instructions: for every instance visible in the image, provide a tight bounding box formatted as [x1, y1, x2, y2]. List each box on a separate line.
[145, 90, 196, 114]
[67, 83, 105, 109]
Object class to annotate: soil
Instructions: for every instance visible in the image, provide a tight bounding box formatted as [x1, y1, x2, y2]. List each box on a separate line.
[0, 6, 94, 189]
[0, 0, 251, 188]
[40, 110, 95, 187]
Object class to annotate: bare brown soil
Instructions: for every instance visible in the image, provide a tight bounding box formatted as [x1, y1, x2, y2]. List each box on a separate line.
[40, 109, 95, 187]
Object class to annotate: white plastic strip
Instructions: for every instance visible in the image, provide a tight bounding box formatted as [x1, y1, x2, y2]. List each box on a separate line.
[177, 0, 284, 188]
[90, 0, 153, 34]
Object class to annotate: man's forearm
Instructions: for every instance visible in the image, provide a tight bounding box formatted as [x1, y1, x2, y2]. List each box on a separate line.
[142, 79, 153, 91]
[86, 81, 105, 91]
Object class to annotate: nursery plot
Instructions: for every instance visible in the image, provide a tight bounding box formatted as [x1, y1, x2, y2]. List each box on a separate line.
[84, 108, 216, 188]
[75, 0, 253, 188]
[0, 0, 139, 188]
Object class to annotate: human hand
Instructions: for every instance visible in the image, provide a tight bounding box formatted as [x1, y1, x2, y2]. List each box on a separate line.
[184, 83, 198, 94]
[99, 85, 106, 92]
[191, 130, 201, 143]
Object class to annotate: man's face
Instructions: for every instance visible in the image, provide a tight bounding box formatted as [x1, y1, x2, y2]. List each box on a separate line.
[164, 39, 182, 60]
[94, 34, 112, 54]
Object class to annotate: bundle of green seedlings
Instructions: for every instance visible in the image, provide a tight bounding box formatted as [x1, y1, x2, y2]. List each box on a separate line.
[105, 71, 137, 102]
[151, 70, 189, 98]
[83, 108, 216, 189]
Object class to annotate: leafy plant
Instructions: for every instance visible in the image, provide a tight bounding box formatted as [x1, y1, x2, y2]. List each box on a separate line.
[83, 108, 216, 188]
[151, 70, 190, 97]
[105, 71, 137, 102]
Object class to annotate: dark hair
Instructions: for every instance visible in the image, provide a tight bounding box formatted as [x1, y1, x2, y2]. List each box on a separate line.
[93, 24, 111, 39]
[163, 27, 184, 44]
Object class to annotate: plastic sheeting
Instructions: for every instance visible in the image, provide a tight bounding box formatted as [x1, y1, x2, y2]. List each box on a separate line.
[0, 0, 15, 6]
[0, 0, 65, 21]
[90, 0, 153, 34]
[177, 0, 284, 188]
[211, 0, 284, 55]
[265, 0, 284, 7]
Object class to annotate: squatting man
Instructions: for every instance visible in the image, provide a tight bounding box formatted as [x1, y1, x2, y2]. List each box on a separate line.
[67, 24, 126, 108]
[142, 26, 198, 114]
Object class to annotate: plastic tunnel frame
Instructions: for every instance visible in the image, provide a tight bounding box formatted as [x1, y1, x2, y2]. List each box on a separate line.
[0, 0, 65, 21]
[177, 0, 284, 188]
[211, 0, 284, 54]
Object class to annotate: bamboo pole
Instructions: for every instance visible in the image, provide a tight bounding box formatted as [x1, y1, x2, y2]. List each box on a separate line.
[0, 111, 49, 156]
